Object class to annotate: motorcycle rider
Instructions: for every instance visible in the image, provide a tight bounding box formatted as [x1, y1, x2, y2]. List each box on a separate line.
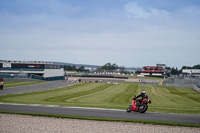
[133, 90, 148, 107]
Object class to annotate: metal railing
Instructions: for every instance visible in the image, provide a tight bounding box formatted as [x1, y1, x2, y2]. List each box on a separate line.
[193, 85, 200, 92]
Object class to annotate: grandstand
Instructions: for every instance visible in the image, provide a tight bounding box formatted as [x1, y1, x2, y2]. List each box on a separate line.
[140, 64, 170, 78]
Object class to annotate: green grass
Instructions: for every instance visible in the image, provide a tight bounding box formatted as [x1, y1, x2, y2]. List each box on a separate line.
[4, 81, 46, 88]
[0, 82, 199, 115]
[142, 84, 200, 114]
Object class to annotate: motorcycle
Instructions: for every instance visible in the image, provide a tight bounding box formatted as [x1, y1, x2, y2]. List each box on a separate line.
[126, 96, 151, 113]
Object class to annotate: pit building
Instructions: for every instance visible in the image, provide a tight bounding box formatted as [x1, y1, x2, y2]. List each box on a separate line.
[0, 60, 65, 81]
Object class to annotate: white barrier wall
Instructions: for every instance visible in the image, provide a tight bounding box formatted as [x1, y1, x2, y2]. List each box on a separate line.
[43, 68, 64, 78]
[182, 69, 200, 74]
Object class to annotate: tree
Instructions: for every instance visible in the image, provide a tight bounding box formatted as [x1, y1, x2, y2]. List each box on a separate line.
[101, 63, 111, 70]
[72, 65, 77, 71]
[111, 63, 118, 70]
[135, 70, 140, 74]
[192, 65, 200, 69]
[100, 63, 119, 71]
[64, 65, 72, 70]
[171, 67, 180, 75]
[181, 66, 192, 69]
[77, 66, 85, 72]
[64, 65, 89, 72]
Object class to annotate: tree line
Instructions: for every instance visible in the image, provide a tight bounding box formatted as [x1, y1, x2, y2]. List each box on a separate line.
[64, 65, 89, 72]
[64, 63, 125, 73]
[97, 63, 125, 73]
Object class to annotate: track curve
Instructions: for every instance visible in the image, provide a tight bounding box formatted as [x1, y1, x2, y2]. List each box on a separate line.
[0, 80, 200, 124]
[0, 81, 76, 96]
[0, 103, 200, 124]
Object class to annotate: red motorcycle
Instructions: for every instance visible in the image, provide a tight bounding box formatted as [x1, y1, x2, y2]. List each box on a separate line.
[126, 96, 151, 113]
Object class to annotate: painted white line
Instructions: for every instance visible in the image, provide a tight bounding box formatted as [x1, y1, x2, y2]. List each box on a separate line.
[62, 106, 125, 112]
[0, 103, 125, 112]
[1, 83, 76, 96]
[45, 84, 76, 90]
[4, 81, 74, 89]
[4, 81, 51, 89]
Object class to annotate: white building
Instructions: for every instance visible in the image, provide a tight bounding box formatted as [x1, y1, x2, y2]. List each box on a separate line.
[182, 69, 200, 77]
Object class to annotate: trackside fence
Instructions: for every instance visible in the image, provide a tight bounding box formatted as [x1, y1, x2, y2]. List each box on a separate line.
[140, 79, 163, 85]
[162, 77, 200, 89]
[140, 77, 200, 92]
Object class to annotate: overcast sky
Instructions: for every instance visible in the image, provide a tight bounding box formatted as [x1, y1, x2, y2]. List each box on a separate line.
[0, 0, 200, 68]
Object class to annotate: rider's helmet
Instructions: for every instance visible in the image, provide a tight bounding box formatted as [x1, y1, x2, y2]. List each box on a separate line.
[142, 90, 146, 93]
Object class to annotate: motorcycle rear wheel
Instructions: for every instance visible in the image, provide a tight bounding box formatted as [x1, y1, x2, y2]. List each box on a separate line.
[139, 104, 148, 113]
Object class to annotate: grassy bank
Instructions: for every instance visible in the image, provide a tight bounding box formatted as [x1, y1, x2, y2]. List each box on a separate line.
[0, 82, 199, 115]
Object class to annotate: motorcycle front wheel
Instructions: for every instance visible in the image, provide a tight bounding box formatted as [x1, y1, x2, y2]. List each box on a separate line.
[139, 104, 148, 113]
[126, 105, 132, 113]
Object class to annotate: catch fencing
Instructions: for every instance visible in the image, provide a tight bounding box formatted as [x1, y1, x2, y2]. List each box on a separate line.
[140, 77, 200, 92]
[162, 77, 200, 89]
[140, 78, 163, 85]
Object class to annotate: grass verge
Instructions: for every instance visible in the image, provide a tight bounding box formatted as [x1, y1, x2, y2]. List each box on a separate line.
[0, 111, 199, 128]
[0, 82, 199, 115]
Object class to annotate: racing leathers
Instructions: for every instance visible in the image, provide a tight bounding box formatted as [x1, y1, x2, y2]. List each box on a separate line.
[133, 93, 148, 106]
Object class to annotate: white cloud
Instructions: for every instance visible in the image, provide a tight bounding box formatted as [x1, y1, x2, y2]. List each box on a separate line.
[124, 2, 169, 19]
[125, 2, 150, 19]
[182, 6, 200, 16]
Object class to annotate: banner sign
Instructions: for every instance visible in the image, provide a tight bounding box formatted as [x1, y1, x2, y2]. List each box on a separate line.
[3, 62, 11, 68]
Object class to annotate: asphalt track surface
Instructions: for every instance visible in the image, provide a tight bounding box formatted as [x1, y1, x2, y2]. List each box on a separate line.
[0, 104, 200, 124]
[0, 81, 76, 96]
[0, 81, 200, 124]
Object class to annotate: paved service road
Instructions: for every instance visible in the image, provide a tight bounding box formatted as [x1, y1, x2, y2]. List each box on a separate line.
[0, 81, 76, 96]
[0, 104, 200, 124]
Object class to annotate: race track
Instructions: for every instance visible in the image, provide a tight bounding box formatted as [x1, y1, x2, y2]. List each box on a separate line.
[0, 103, 200, 124]
[0, 80, 200, 124]
[0, 81, 76, 96]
